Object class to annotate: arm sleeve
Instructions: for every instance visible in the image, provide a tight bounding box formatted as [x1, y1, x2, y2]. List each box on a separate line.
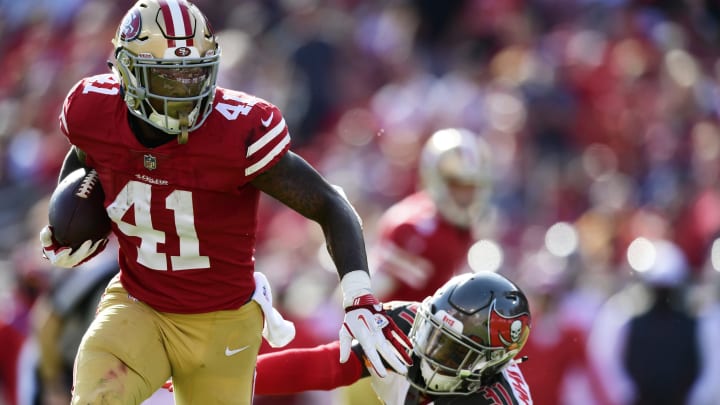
[254, 341, 364, 395]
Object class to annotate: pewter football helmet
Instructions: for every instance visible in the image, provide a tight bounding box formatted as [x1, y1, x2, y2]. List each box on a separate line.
[408, 272, 531, 395]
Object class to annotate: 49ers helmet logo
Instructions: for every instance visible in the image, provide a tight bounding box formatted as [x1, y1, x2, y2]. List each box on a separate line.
[119, 9, 142, 41]
[488, 304, 530, 350]
[175, 47, 191, 57]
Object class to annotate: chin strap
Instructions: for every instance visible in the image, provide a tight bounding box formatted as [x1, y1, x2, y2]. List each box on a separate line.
[178, 112, 189, 144]
[146, 103, 199, 143]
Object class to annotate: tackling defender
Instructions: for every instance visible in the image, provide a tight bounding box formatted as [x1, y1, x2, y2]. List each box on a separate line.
[253, 271, 533, 404]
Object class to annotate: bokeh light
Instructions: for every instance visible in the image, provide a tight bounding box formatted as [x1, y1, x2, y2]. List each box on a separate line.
[544, 222, 579, 258]
[468, 239, 503, 273]
[627, 237, 656, 273]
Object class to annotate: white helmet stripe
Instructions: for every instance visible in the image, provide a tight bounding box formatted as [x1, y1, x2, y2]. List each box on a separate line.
[159, 0, 193, 47]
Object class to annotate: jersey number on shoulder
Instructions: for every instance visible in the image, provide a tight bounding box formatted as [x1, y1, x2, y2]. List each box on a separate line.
[82, 74, 120, 95]
[107, 181, 210, 271]
[215, 93, 259, 120]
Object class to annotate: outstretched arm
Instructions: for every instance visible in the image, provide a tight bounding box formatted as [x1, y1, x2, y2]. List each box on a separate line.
[252, 151, 367, 277]
[252, 152, 412, 377]
[254, 341, 364, 395]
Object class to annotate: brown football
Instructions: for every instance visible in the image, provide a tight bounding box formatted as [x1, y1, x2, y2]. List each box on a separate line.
[48, 168, 112, 249]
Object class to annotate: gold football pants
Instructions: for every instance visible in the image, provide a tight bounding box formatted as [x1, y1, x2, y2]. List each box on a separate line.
[71, 275, 263, 405]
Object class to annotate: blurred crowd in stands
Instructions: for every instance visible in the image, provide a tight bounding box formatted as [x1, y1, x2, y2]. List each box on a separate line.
[2, 0, 720, 404]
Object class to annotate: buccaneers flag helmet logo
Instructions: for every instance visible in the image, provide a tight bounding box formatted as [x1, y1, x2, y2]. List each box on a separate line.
[488, 302, 530, 351]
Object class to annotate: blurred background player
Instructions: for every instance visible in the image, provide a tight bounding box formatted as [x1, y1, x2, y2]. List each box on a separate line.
[516, 234, 612, 405]
[588, 238, 701, 405]
[371, 127, 493, 302]
[0, 243, 48, 405]
[253, 271, 532, 405]
[0, 198, 55, 405]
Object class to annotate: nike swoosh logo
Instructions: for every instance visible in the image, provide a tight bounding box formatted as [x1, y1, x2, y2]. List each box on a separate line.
[225, 345, 250, 356]
[261, 112, 274, 127]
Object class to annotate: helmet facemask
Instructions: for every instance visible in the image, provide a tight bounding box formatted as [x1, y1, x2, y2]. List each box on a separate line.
[115, 49, 219, 143]
[409, 302, 517, 395]
[111, 0, 221, 144]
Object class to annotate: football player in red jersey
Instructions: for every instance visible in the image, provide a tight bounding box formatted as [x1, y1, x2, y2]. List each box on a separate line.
[372, 127, 493, 302]
[252, 271, 533, 405]
[38, 1, 411, 404]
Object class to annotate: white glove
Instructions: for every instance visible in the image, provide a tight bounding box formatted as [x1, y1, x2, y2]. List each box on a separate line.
[40, 226, 107, 268]
[339, 270, 413, 378]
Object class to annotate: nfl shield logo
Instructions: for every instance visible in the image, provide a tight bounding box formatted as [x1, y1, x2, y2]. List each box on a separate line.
[144, 154, 157, 170]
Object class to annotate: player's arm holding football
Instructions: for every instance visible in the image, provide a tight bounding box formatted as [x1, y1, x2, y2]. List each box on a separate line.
[40, 145, 108, 268]
[57, 145, 88, 181]
[252, 152, 412, 377]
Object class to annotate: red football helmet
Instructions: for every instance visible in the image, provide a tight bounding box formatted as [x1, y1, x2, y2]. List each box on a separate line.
[408, 271, 531, 395]
[111, 0, 220, 143]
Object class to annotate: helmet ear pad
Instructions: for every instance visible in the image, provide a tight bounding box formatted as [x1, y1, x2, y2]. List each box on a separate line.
[408, 272, 531, 395]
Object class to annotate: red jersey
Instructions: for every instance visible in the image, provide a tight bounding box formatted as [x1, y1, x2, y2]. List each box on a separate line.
[373, 191, 474, 302]
[59, 73, 290, 313]
[0, 322, 25, 405]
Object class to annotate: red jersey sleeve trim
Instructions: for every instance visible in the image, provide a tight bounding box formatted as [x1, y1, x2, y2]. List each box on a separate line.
[245, 132, 290, 176]
[244, 103, 291, 177]
[247, 115, 286, 157]
[254, 341, 363, 395]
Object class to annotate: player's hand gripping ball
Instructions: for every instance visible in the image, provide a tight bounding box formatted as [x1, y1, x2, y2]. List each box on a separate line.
[48, 168, 111, 249]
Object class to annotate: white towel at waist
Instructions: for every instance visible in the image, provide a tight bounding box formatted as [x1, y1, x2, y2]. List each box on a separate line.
[251, 272, 296, 348]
